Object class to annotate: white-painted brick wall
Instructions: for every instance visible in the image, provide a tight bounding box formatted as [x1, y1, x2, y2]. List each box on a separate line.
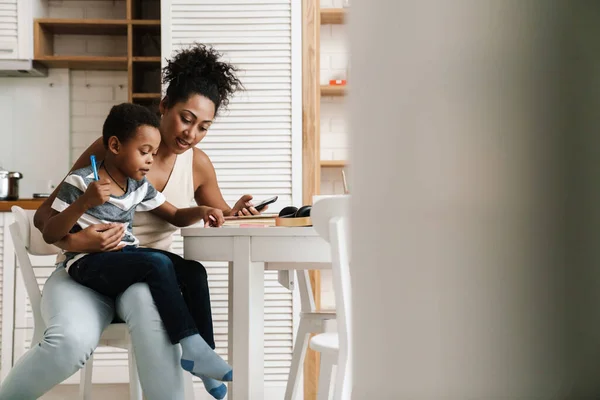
[48, 1, 130, 163]
[54, 35, 127, 57]
[319, 2, 350, 308]
[70, 71, 128, 163]
[50, 0, 128, 58]
[320, 4, 350, 167]
[48, 0, 126, 19]
[320, 0, 347, 9]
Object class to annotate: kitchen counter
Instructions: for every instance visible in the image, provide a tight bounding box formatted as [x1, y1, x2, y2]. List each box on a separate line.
[0, 199, 46, 212]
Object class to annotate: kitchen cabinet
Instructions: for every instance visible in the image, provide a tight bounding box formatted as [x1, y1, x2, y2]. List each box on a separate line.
[0, 0, 45, 61]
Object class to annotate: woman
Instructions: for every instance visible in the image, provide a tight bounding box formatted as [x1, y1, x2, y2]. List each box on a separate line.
[0, 45, 261, 400]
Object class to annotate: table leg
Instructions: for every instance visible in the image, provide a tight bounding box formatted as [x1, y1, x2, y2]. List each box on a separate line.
[229, 236, 265, 400]
[227, 261, 234, 398]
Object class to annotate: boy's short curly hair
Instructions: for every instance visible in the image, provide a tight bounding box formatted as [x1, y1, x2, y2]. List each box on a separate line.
[102, 103, 160, 148]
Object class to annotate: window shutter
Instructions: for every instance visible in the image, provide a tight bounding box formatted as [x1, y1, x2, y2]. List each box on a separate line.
[165, 0, 301, 393]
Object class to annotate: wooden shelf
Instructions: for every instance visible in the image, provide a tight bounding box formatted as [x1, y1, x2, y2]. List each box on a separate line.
[131, 20, 161, 26]
[320, 85, 346, 96]
[132, 93, 161, 99]
[320, 8, 346, 24]
[0, 199, 45, 212]
[35, 56, 128, 70]
[320, 160, 348, 168]
[132, 56, 161, 62]
[36, 19, 128, 35]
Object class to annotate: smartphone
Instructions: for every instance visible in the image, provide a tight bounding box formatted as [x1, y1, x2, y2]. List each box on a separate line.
[254, 196, 278, 212]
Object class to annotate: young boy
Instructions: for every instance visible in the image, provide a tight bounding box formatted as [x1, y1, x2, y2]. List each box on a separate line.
[42, 103, 231, 398]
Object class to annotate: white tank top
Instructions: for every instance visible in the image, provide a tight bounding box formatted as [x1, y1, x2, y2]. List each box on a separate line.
[132, 149, 195, 251]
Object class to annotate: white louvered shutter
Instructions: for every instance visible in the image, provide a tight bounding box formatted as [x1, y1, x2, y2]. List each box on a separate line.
[0, 0, 19, 59]
[165, 0, 301, 396]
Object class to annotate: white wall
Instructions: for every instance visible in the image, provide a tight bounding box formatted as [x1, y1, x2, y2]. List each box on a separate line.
[69, 70, 129, 163]
[0, 69, 70, 197]
[48, 0, 126, 19]
[0, 0, 130, 198]
[319, 0, 350, 164]
[319, 1, 350, 310]
[48, 0, 129, 164]
[320, 23, 349, 163]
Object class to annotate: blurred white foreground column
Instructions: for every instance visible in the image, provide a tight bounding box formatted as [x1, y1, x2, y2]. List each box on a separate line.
[348, 1, 571, 398]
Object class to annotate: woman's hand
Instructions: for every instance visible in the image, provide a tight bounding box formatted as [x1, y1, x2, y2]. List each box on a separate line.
[231, 194, 266, 216]
[65, 223, 126, 253]
[203, 207, 225, 227]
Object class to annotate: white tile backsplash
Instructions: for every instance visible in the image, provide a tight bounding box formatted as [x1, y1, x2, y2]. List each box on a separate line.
[320, 3, 350, 171]
[70, 71, 128, 163]
[48, 1, 130, 164]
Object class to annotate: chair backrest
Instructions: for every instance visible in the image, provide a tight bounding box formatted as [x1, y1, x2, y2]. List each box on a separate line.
[10, 206, 60, 344]
[312, 195, 352, 400]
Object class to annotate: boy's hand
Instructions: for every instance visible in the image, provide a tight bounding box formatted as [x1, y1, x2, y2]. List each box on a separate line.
[81, 179, 111, 209]
[204, 207, 224, 228]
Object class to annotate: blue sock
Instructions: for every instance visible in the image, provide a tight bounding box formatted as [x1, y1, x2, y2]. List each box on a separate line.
[198, 375, 227, 400]
[180, 334, 233, 382]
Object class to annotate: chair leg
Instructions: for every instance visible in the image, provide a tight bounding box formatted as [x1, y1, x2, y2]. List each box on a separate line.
[284, 319, 312, 400]
[332, 354, 350, 400]
[79, 353, 94, 400]
[316, 353, 335, 400]
[128, 344, 143, 400]
[184, 374, 195, 400]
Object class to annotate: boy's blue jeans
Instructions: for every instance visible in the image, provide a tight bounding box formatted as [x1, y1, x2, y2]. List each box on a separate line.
[69, 246, 214, 345]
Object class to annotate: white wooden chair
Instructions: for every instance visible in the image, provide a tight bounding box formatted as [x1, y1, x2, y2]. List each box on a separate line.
[308, 196, 352, 400]
[9, 206, 190, 400]
[283, 269, 336, 400]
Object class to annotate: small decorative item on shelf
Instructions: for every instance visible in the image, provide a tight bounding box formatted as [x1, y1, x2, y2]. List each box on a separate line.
[329, 79, 347, 86]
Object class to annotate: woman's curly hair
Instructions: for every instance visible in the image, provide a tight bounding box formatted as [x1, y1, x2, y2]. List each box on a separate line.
[162, 44, 243, 114]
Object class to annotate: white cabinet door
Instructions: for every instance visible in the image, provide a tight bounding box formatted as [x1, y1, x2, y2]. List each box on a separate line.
[0, 0, 19, 60]
[0, 0, 34, 61]
[0, 0, 39, 61]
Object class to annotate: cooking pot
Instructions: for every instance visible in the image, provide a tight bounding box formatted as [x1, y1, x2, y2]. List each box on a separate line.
[0, 169, 23, 200]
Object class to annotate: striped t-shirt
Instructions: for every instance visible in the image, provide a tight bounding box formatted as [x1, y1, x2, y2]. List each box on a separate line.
[51, 165, 166, 269]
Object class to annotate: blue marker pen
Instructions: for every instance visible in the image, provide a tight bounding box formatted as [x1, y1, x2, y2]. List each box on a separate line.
[90, 155, 99, 181]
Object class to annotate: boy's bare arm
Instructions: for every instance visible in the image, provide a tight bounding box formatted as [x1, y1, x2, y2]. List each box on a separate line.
[42, 179, 112, 244]
[150, 201, 224, 227]
[42, 199, 90, 244]
[34, 138, 106, 232]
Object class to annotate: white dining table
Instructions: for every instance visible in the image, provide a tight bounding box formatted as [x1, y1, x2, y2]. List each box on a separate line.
[180, 226, 331, 400]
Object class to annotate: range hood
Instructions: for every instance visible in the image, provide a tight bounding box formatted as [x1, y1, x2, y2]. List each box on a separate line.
[0, 59, 47, 77]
